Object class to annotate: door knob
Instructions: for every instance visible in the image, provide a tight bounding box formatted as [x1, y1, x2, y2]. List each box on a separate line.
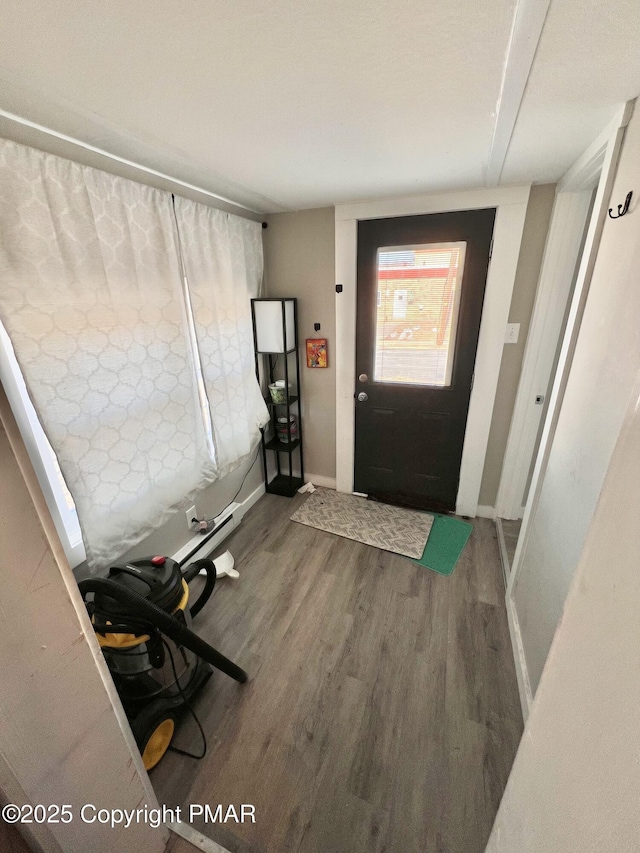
[357, 392, 368, 402]
[358, 373, 368, 383]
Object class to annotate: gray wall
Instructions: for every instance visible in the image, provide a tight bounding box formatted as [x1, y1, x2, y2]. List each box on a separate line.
[263, 207, 337, 481]
[263, 190, 555, 505]
[478, 183, 556, 507]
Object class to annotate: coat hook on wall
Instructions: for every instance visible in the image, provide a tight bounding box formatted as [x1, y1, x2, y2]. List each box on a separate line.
[608, 191, 632, 219]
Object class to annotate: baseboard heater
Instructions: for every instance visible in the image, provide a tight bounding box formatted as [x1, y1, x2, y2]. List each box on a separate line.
[171, 501, 242, 569]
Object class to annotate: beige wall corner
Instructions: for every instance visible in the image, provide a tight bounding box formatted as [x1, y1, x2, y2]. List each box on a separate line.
[478, 183, 557, 508]
[263, 208, 336, 481]
[0, 384, 166, 853]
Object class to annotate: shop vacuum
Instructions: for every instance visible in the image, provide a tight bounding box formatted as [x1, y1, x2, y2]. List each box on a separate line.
[78, 555, 246, 770]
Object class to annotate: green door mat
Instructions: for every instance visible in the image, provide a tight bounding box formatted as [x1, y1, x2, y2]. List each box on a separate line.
[411, 513, 473, 576]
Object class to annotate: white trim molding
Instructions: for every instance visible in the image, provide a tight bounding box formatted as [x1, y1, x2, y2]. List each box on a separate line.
[334, 217, 358, 491]
[485, 0, 552, 186]
[496, 516, 510, 586]
[507, 592, 534, 720]
[0, 107, 267, 221]
[335, 184, 531, 518]
[305, 473, 337, 490]
[476, 505, 497, 519]
[169, 821, 232, 853]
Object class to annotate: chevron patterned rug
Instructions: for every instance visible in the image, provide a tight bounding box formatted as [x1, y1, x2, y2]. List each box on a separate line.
[290, 488, 434, 558]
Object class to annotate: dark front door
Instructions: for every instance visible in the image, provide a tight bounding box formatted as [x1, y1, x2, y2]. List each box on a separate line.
[354, 208, 495, 512]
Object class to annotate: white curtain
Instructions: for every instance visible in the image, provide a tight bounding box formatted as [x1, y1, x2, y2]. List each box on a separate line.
[0, 140, 214, 570]
[174, 198, 269, 477]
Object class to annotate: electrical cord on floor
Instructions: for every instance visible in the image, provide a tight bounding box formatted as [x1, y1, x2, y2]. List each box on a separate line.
[162, 638, 207, 761]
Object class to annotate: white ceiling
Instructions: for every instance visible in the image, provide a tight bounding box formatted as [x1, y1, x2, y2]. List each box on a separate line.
[1, 0, 639, 213]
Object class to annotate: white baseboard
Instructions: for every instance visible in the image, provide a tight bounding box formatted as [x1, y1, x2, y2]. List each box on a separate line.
[172, 482, 265, 566]
[495, 517, 510, 587]
[305, 473, 337, 490]
[496, 519, 530, 715]
[237, 481, 266, 518]
[506, 593, 533, 722]
[476, 504, 497, 519]
[267, 468, 336, 491]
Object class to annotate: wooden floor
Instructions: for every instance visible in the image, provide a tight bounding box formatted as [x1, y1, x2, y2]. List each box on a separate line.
[0, 821, 33, 853]
[152, 493, 523, 853]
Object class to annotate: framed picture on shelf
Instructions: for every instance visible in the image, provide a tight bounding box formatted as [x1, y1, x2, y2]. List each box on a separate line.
[306, 338, 328, 368]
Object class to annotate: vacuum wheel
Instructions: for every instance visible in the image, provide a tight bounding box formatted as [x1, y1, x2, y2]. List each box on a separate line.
[132, 707, 178, 771]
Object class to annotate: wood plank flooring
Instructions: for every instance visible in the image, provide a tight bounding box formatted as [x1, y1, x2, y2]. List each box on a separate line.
[0, 821, 33, 853]
[152, 493, 522, 853]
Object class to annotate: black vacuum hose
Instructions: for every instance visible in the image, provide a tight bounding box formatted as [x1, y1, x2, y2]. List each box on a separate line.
[78, 577, 247, 683]
[182, 558, 216, 619]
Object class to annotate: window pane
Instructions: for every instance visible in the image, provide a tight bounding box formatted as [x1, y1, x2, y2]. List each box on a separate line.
[374, 242, 466, 386]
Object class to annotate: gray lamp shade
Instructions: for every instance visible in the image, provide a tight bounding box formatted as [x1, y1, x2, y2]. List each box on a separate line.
[253, 299, 296, 353]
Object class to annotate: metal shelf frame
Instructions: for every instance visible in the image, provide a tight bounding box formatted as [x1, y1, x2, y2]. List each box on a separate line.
[251, 298, 304, 498]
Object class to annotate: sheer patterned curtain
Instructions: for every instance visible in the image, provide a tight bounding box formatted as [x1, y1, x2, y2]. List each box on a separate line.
[0, 140, 214, 570]
[174, 198, 269, 477]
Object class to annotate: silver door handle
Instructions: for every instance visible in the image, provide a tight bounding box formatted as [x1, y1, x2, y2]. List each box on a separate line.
[357, 392, 368, 402]
[358, 373, 368, 383]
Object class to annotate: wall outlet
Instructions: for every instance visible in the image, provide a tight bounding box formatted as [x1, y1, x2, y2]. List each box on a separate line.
[186, 505, 197, 531]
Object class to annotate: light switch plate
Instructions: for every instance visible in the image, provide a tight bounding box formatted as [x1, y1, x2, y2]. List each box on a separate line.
[505, 323, 520, 344]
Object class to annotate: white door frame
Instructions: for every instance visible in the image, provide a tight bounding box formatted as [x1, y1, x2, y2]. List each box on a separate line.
[334, 185, 530, 516]
[505, 102, 633, 718]
[496, 105, 634, 523]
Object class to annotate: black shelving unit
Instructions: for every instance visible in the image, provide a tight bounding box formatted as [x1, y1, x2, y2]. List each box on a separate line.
[251, 298, 304, 497]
